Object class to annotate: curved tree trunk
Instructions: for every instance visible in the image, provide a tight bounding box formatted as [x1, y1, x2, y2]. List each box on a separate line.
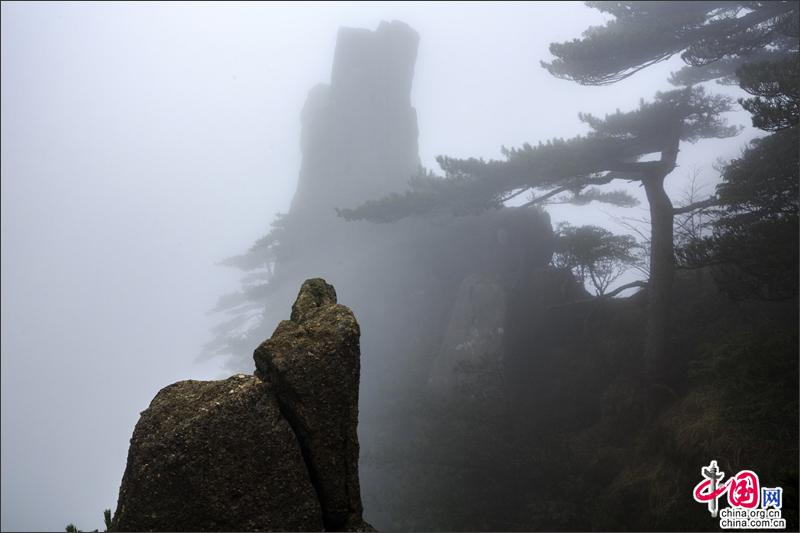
[643, 175, 674, 383]
[642, 124, 680, 384]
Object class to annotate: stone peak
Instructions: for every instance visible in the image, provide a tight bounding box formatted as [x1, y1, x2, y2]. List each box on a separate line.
[330, 20, 419, 105]
[290, 278, 338, 322]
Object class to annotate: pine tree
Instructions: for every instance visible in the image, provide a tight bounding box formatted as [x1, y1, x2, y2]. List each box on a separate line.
[552, 223, 640, 296]
[542, 1, 797, 86]
[340, 86, 737, 382]
[549, 2, 799, 302]
[537, 0, 798, 377]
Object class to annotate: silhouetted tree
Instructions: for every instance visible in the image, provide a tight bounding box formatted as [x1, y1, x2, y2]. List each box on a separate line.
[706, 126, 799, 300]
[538, 0, 798, 378]
[552, 223, 639, 296]
[737, 56, 800, 131]
[64, 509, 111, 533]
[340, 86, 737, 382]
[578, 1, 800, 300]
[542, 1, 798, 86]
[202, 213, 293, 360]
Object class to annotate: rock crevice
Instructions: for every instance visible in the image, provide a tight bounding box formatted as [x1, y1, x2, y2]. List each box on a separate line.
[254, 278, 366, 532]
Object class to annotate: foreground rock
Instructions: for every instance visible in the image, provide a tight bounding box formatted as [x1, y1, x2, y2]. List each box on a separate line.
[112, 278, 371, 532]
[111, 375, 322, 532]
[254, 278, 367, 531]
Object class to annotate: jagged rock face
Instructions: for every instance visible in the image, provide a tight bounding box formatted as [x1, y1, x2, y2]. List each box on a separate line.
[330, 21, 417, 111]
[253, 207, 555, 407]
[254, 278, 367, 531]
[428, 273, 507, 395]
[113, 279, 371, 532]
[111, 375, 323, 532]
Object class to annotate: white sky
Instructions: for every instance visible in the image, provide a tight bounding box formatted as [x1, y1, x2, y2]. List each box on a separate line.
[1, 2, 759, 530]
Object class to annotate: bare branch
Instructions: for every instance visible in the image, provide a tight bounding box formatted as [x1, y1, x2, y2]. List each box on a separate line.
[603, 279, 648, 298]
[545, 279, 648, 309]
[672, 197, 718, 215]
[521, 185, 572, 207]
[500, 187, 532, 204]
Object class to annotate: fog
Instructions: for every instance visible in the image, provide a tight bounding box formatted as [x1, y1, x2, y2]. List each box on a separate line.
[1, 2, 765, 531]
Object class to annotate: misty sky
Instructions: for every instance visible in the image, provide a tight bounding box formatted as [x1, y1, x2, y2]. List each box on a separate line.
[1, 2, 759, 531]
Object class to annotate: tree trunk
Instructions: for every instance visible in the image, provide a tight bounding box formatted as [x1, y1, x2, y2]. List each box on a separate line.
[640, 116, 682, 385]
[643, 175, 674, 383]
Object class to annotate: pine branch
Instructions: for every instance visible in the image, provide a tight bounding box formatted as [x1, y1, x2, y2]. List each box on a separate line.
[672, 197, 718, 215]
[603, 279, 648, 298]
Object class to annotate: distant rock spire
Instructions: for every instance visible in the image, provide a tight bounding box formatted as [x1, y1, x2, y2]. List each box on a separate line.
[290, 20, 421, 221]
